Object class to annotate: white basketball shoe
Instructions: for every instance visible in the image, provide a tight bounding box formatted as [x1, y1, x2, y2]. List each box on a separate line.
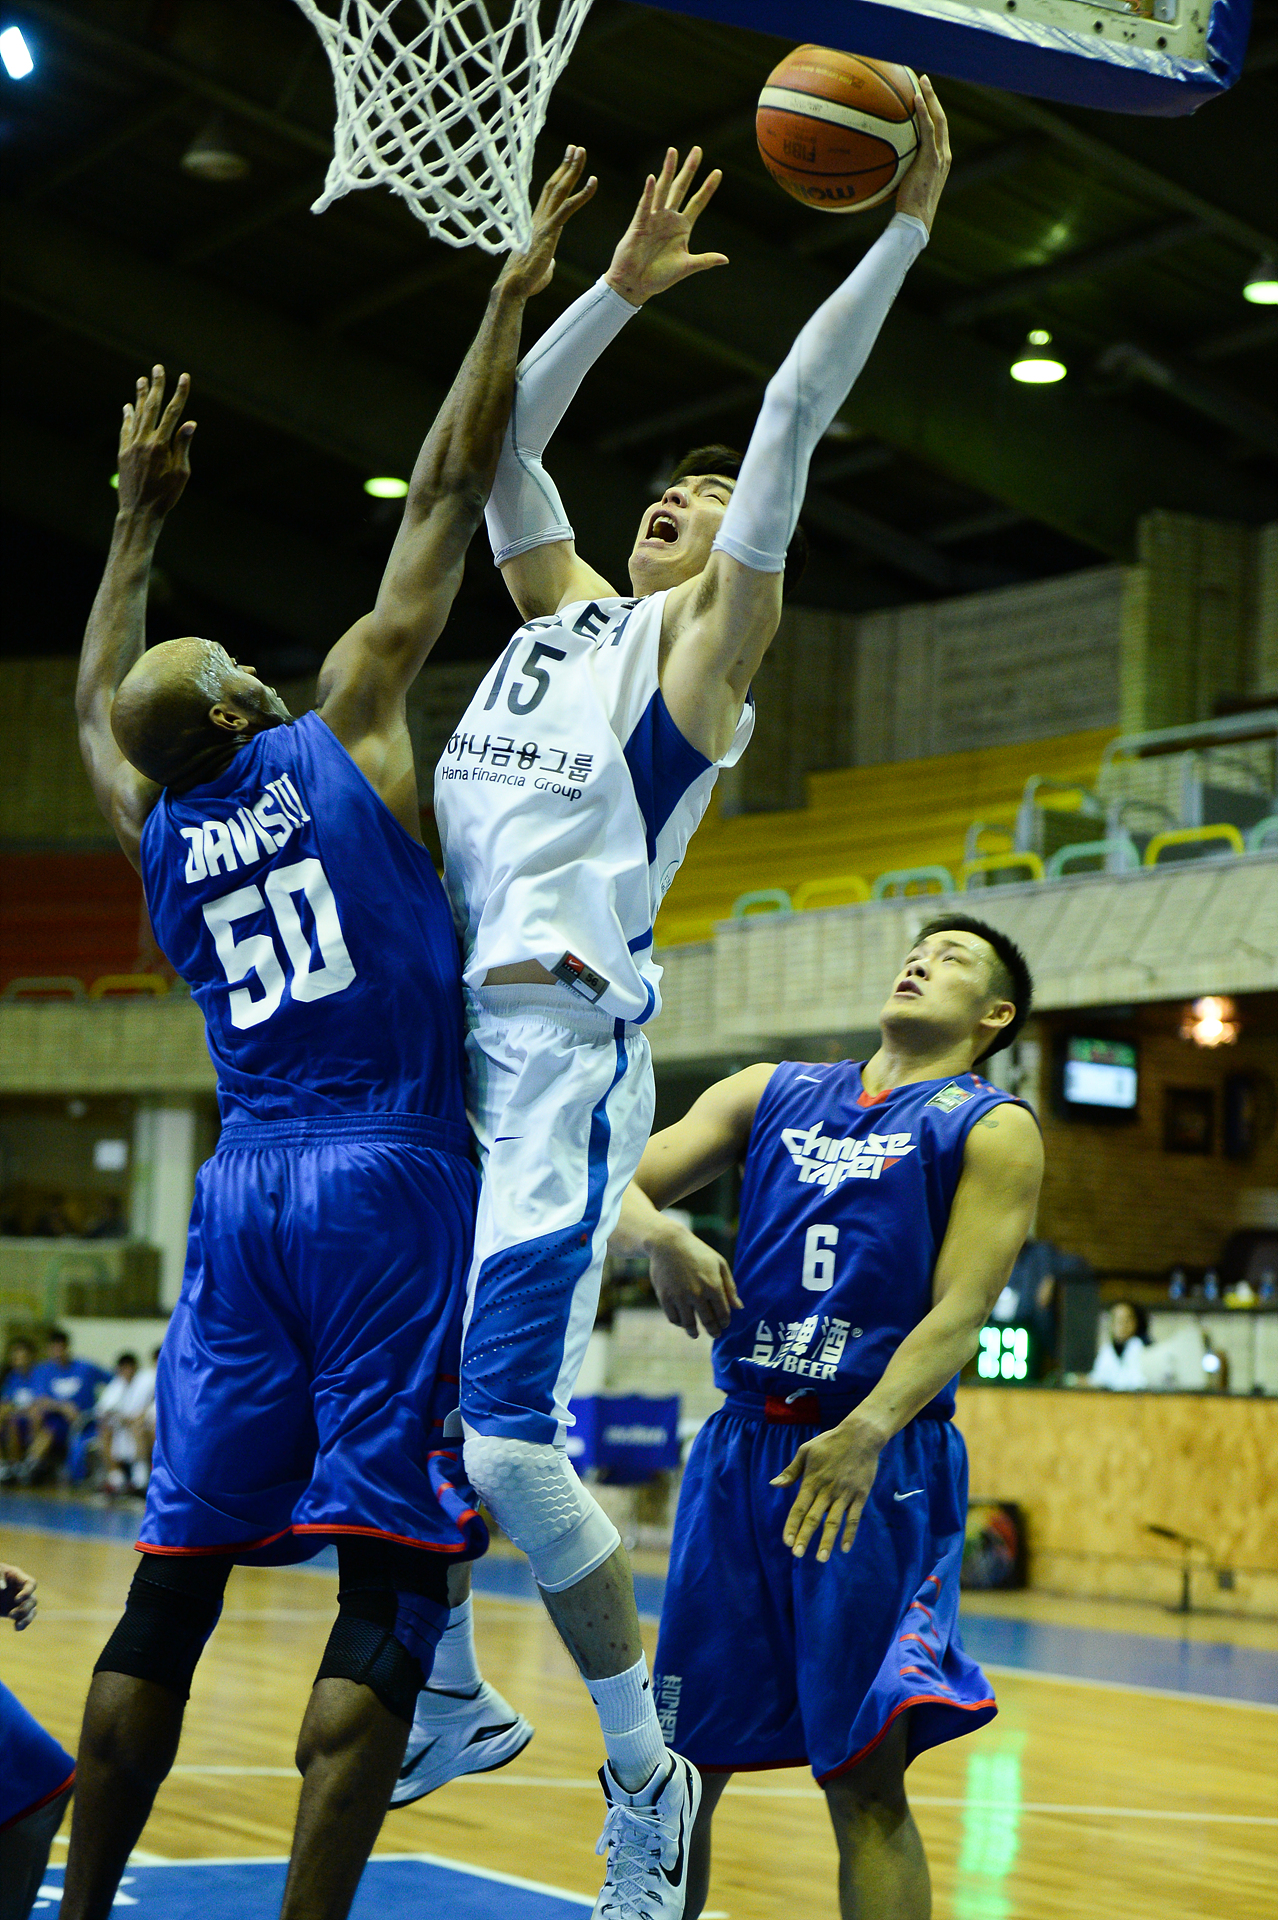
[592, 1751, 702, 1918]
[389, 1680, 533, 1807]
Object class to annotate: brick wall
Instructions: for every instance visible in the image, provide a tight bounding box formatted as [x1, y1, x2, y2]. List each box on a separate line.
[720, 569, 1127, 814]
[1033, 1009, 1278, 1273]
[1122, 512, 1273, 732]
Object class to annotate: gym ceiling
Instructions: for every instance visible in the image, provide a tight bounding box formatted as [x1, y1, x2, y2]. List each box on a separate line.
[4, 0, 1277, 679]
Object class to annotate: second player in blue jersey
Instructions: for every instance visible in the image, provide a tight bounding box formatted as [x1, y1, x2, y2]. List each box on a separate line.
[614, 914, 1044, 1920]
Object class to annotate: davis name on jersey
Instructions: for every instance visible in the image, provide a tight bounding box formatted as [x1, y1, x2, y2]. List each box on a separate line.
[783, 1123, 915, 1190]
[715, 1059, 1029, 1417]
[176, 774, 311, 881]
[435, 592, 753, 1027]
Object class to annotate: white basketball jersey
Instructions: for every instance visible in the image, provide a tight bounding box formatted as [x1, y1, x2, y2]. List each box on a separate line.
[435, 590, 754, 1025]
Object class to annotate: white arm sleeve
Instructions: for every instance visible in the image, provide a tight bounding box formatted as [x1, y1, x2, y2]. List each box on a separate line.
[712, 213, 928, 574]
[485, 277, 640, 567]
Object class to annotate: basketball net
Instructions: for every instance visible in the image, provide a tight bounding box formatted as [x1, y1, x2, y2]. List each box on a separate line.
[291, 0, 595, 255]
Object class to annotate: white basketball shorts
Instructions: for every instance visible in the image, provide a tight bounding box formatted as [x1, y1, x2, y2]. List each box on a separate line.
[458, 985, 656, 1448]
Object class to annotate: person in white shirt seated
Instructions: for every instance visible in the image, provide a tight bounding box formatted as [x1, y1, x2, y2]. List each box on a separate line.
[97, 1352, 152, 1494]
[1090, 1300, 1149, 1390]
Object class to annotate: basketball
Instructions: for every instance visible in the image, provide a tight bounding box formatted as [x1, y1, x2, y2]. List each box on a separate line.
[756, 46, 919, 214]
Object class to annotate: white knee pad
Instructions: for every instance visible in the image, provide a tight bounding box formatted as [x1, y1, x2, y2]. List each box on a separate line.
[463, 1430, 621, 1594]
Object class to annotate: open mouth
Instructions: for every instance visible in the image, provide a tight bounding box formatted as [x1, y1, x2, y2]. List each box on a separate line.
[895, 979, 923, 997]
[646, 510, 679, 544]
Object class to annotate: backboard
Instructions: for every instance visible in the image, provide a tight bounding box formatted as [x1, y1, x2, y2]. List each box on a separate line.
[639, 0, 1253, 115]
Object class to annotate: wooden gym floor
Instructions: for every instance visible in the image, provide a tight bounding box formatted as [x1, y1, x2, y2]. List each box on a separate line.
[4, 1515, 1276, 1919]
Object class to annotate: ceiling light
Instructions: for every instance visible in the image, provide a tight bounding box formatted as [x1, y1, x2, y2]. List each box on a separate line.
[109, 473, 119, 490]
[0, 25, 34, 78]
[364, 476, 409, 499]
[181, 115, 250, 183]
[1243, 257, 1278, 305]
[1180, 995, 1240, 1047]
[1010, 330, 1066, 384]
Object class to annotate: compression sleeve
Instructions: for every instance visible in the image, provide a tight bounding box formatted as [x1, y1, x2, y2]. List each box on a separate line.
[712, 213, 928, 574]
[485, 277, 640, 567]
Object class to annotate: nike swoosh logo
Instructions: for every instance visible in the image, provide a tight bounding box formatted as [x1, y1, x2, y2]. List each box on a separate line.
[894, 1490, 924, 1501]
[795, 1075, 822, 1083]
[660, 1761, 690, 1887]
[493, 1135, 522, 1143]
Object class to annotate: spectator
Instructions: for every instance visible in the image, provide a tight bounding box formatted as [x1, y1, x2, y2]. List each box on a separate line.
[132, 1346, 160, 1481]
[0, 1341, 40, 1482]
[16, 1329, 109, 1487]
[96, 1352, 151, 1496]
[1090, 1299, 1149, 1390]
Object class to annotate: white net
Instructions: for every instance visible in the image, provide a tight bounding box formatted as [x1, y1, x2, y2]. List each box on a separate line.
[291, 0, 596, 255]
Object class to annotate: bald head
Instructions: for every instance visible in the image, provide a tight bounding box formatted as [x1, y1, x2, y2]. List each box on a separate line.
[111, 638, 290, 789]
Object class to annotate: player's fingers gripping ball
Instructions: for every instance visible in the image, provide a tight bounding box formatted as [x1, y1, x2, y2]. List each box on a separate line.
[757, 47, 919, 213]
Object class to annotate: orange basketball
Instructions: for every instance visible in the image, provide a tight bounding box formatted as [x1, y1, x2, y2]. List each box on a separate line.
[757, 47, 919, 214]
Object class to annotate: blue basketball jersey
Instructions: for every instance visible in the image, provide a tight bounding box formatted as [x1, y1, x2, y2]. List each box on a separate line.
[141, 711, 468, 1130]
[716, 1061, 1026, 1418]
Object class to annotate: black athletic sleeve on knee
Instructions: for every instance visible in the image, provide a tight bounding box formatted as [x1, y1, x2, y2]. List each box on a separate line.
[314, 1539, 450, 1725]
[94, 1552, 233, 1700]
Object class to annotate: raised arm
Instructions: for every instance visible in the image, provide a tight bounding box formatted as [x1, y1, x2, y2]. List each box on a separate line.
[659, 79, 951, 763]
[611, 1063, 772, 1337]
[773, 1101, 1043, 1563]
[76, 366, 196, 871]
[314, 150, 599, 818]
[487, 146, 728, 621]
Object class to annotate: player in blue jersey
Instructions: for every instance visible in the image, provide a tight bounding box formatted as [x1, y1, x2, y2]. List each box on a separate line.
[59, 155, 596, 1920]
[613, 915, 1044, 1919]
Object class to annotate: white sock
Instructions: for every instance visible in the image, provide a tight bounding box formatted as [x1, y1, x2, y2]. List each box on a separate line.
[588, 1655, 668, 1794]
[427, 1597, 481, 1695]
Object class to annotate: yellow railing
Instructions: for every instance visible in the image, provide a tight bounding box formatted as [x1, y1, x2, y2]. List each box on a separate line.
[1144, 824, 1245, 866]
[792, 873, 871, 911]
[959, 852, 1045, 890]
[86, 974, 171, 999]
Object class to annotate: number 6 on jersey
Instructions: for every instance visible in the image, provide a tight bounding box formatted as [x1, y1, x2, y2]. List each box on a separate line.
[802, 1223, 839, 1292]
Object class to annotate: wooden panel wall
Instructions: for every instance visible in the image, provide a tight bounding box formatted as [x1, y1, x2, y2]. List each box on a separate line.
[1033, 1016, 1278, 1272]
[956, 1385, 1278, 1616]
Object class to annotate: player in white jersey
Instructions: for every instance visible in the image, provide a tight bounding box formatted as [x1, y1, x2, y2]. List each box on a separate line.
[427, 90, 952, 1917]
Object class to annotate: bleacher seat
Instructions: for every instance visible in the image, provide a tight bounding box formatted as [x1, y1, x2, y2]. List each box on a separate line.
[656, 728, 1117, 946]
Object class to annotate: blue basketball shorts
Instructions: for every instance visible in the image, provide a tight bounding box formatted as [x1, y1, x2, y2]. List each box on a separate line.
[0, 1681, 74, 1829]
[139, 1114, 485, 1566]
[653, 1404, 996, 1783]
[459, 987, 655, 1448]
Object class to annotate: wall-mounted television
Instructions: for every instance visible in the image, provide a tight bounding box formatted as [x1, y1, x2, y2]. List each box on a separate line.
[1056, 1036, 1139, 1123]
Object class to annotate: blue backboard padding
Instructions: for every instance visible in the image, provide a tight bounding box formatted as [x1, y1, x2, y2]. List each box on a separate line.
[637, 0, 1252, 115]
[36, 1857, 592, 1917]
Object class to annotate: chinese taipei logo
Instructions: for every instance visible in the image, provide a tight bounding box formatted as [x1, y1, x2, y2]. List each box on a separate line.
[781, 1122, 915, 1191]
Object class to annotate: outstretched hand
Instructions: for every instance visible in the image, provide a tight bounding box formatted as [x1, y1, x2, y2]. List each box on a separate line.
[895, 75, 951, 234]
[117, 364, 195, 519]
[500, 145, 599, 299]
[604, 146, 728, 306]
